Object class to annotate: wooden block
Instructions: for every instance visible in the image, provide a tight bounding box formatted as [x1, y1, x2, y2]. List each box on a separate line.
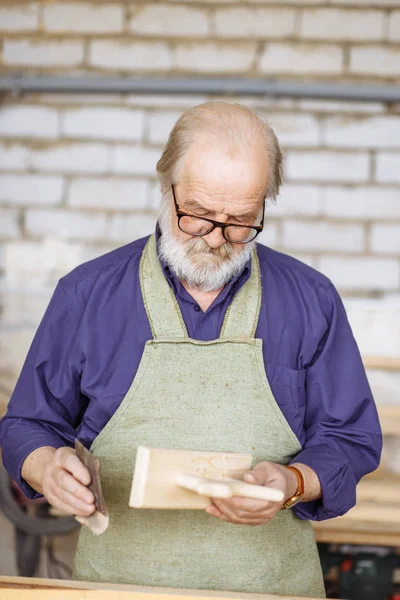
[0, 576, 325, 600]
[129, 447, 282, 509]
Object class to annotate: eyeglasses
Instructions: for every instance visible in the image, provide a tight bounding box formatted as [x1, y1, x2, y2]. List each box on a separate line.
[171, 185, 264, 244]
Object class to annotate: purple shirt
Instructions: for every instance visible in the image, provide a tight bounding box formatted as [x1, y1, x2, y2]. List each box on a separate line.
[0, 231, 382, 521]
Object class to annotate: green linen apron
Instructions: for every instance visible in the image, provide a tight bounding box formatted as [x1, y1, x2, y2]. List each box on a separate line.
[73, 234, 325, 598]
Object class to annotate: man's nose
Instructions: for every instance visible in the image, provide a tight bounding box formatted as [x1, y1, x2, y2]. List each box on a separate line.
[203, 226, 226, 249]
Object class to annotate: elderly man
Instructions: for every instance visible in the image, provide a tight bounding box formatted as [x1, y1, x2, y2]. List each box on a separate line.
[0, 103, 381, 598]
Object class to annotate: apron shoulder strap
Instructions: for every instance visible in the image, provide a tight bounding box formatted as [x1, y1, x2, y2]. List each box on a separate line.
[220, 249, 262, 340]
[140, 235, 188, 339]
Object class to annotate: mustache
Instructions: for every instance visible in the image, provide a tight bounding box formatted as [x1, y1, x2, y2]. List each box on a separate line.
[185, 237, 234, 260]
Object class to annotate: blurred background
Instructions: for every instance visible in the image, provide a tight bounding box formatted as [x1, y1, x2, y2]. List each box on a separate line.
[0, 0, 399, 598]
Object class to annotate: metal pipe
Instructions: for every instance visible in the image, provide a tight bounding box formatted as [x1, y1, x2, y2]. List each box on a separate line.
[0, 75, 399, 103]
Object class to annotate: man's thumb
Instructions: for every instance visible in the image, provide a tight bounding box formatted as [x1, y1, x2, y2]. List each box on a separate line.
[243, 470, 262, 485]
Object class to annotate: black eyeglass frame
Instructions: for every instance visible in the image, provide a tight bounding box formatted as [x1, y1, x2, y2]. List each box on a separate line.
[171, 185, 265, 244]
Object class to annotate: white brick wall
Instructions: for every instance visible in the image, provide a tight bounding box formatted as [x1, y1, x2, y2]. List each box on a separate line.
[285, 151, 370, 183]
[0, 209, 20, 240]
[389, 12, 400, 42]
[260, 44, 343, 75]
[108, 214, 158, 242]
[3, 40, 84, 67]
[376, 154, 400, 183]
[0, 106, 59, 139]
[324, 117, 400, 149]
[300, 9, 385, 41]
[283, 220, 365, 252]
[0, 4, 38, 31]
[89, 41, 173, 71]
[68, 178, 149, 210]
[30, 143, 111, 174]
[319, 257, 400, 292]
[42, 3, 124, 33]
[213, 7, 296, 38]
[350, 47, 400, 76]
[129, 5, 209, 37]
[111, 146, 160, 176]
[323, 187, 400, 220]
[174, 42, 256, 73]
[269, 114, 320, 147]
[25, 210, 108, 241]
[61, 108, 145, 141]
[0, 175, 64, 206]
[0, 145, 30, 170]
[371, 225, 400, 254]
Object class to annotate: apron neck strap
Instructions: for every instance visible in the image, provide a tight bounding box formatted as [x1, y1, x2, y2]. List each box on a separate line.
[140, 235, 262, 340]
[219, 248, 261, 340]
[140, 235, 188, 339]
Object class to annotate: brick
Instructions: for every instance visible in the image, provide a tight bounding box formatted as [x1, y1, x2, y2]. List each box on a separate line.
[108, 214, 158, 242]
[43, 3, 123, 33]
[214, 7, 296, 39]
[0, 4, 38, 31]
[323, 187, 400, 220]
[319, 256, 400, 291]
[269, 184, 322, 216]
[0, 106, 58, 139]
[324, 116, 400, 148]
[0, 144, 30, 170]
[68, 178, 148, 210]
[376, 153, 400, 183]
[130, 5, 209, 37]
[89, 41, 172, 71]
[0, 175, 64, 206]
[61, 108, 145, 141]
[259, 43, 343, 75]
[3, 40, 84, 67]
[268, 114, 320, 147]
[174, 42, 256, 73]
[297, 100, 384, 114]
[300, 9, 384, 41]
[286, 151, 370, 183]
[371, 225, 400, 254]
[283, 220, 364, 252]
[111, 146, 160, 176]
[147, 111, 182, 145]
[127, 94, 208, 108]
[0, 209, 20, 239]
[254, 223, 278, 248]
[3, 240, 82, 290]
[25, 210, 107, 241]
[350, 47, 400, 77]
[389, 12, 400, 42]
[331, 0, 400, 5]
[149, 181, 162, 210]
[30, 143, 111, 174]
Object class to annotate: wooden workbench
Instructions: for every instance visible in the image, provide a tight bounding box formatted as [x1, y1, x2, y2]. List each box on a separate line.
[0, 576, 326, 600]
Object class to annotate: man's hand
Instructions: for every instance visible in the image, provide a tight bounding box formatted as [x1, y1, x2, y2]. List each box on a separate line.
[205, 461, 298, 526]
[22, 446, 95, 517]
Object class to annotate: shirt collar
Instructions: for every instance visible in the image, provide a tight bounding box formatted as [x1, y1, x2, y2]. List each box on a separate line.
[155, 223, 252, 303]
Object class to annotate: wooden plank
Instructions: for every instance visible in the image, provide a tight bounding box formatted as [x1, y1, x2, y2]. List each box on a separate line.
[363, 356, 400, 372]
[0, 577, 324, 600]
[130, 447, 259, 509]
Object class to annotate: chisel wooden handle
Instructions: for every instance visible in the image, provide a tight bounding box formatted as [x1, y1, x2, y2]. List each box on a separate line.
[176, 473, 284, 503]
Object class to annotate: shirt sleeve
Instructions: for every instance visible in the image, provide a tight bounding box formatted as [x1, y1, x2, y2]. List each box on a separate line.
[291, 283, 382, 521]
[0, 283, 85, 499]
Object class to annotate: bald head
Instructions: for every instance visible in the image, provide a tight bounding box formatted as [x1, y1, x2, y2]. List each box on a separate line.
[156, 102, 283, 203]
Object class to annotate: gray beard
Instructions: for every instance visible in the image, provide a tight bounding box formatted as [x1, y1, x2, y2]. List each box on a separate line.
[158, 199, 255, 292]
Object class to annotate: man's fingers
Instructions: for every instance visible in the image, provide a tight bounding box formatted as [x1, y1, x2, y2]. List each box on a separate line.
[47, 487, 95, 517]
[62, 452, 91, 486]
[54, 469, 94, 505]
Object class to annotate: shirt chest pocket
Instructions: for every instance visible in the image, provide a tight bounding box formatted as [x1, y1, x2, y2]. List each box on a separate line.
[265, 363, 306, 412]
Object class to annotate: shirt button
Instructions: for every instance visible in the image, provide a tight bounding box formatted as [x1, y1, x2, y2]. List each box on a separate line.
[194, 305, 201, 312]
